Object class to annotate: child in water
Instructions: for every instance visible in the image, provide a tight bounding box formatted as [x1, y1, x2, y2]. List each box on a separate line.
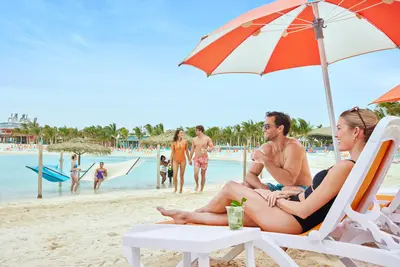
[160, 155, 168, 184]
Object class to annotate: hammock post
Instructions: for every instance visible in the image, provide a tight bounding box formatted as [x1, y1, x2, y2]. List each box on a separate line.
[156, 144, 161, 189]
[59, 151, 63, 189]
[37, 142, 43, 199]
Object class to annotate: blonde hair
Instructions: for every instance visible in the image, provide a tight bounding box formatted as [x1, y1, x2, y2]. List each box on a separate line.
[340, 108, 378, 142]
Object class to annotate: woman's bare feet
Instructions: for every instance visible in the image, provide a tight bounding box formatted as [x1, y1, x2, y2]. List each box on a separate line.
[156, 207, 189, 224]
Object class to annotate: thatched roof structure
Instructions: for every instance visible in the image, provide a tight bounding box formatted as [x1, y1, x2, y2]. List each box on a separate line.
[307, 127, 332, 137]
[141, 131, 194, 147]
[47, 138, 112, 156]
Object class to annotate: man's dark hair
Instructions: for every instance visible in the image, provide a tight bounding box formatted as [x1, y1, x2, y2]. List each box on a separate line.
[266, 111, 291, 136]
[196, 125, 205, 132]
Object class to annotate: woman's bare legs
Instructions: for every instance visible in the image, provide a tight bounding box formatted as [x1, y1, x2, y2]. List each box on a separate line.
[70, 175, 79, 192]
[196, 181, 246, 213]
[159, 181, 303, 233]
[172, 161, 179, 193]
[73, 177, 79, 192]
[157, 207, 257, 227]
[178, 160, 187, 193]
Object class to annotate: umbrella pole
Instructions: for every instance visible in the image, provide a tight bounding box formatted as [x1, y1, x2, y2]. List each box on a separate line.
[312, 2, 341, 163]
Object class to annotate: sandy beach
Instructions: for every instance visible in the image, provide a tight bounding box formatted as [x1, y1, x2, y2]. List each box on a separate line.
[0, 183, 381, 267]
[1, 146, 397, 266]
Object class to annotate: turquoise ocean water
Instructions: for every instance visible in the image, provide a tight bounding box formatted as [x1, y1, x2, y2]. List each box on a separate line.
[0, 154, 249, 203]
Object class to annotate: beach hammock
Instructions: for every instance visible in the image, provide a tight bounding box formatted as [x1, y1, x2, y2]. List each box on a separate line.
[26, 165, 70, 183]
[26, 163, 95, 183]
[79, 158, 140, 182]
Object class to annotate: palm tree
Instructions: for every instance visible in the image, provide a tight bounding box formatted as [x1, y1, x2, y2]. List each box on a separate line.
[153, 123, 164, 136]
[297, 118, 314, 146]
[81, 126, 98, 140]
[374, 103, 400, 118]
[105, 123, 118, 147]
[241, 120, 259, 147]
[222, 126, 234, 146]
[21, 117, 41, 144]
[289, 118, 300, 138]
[205, 126, 221, 145]
[144, 124, 154, 136]
[255, 121, 264, 146]
[233, 124, 242, 146]
[42, 125, 58, 144]
[58, 126, 70, 142]
[185, 127, 196, 137]
[119, 127, 129, 139]
[133, 126, 145, 147]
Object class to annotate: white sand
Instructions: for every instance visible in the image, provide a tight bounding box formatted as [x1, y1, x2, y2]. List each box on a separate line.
[0, 146, 396, 266]
[0, 185, 379, 267]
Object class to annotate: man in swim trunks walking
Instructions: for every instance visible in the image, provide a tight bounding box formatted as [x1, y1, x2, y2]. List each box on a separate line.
[189, 125, 214, 193]
[244, 111, 312, 194]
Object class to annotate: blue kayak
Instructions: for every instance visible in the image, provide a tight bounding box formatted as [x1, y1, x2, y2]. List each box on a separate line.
[26, 165, 70, 183]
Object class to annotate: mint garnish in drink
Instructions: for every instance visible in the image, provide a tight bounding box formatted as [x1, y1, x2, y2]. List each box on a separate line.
[230, 197, 247, 207]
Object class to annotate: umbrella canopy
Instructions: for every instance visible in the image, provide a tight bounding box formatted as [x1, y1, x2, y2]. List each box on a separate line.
[307, 127, 332, 137]
[141, 131, 194, 147]
[371, 84, 400, 104]
[47, 138, 112, 164]
[179, 0, 400, 161]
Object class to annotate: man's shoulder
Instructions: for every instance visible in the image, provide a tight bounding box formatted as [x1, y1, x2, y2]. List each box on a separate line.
[284, 138, 305, 152]
[260, 142, 273, 150]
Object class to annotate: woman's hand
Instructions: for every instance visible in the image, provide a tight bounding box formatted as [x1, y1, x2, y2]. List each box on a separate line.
[266, 191, 285, 207]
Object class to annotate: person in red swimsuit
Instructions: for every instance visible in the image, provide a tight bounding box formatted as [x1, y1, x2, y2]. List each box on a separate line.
[170, 129, 190, 193]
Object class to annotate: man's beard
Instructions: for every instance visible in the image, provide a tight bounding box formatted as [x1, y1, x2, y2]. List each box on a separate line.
[264, 134, 275, 142]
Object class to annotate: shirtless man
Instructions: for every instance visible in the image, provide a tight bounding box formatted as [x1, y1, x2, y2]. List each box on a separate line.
[189, 125, 214, 193]
[244, 111, 312, 195]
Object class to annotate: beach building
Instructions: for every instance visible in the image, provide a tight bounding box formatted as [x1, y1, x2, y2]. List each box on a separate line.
[0, 113, 35, 144]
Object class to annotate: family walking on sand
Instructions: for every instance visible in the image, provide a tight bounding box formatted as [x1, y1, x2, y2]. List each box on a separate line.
[158, 108, 379, 235]
[168, 125, 214, 194]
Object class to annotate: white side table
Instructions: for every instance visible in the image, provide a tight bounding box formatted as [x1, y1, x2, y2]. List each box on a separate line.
[123, 224, 261, 267]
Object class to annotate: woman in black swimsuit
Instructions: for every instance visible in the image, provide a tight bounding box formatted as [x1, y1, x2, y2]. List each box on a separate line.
[157, 108, 378, 234]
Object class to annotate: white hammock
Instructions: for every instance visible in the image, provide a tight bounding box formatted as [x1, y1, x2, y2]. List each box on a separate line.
[80, 158, 140, 182]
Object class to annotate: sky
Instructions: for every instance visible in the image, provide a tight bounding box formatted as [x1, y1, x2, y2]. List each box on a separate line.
[0, 0, 399, 131]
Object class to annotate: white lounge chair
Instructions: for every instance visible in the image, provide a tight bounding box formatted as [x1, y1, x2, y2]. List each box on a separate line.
[155, 116, 400, 267]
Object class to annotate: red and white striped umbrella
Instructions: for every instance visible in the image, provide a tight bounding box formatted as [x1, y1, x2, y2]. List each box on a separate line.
[179, 0, 400, 161]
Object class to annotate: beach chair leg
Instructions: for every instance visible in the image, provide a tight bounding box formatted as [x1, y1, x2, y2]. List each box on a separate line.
[245, 241, 256, 267]
[387, 189, 400, 214]
[176, 253, 198, 267]
[182, 252, 191, 267]
[221, 244, 244, 262]
[340, 257, 359, 267]
[130, 247, 141, 267]
[255, 236, 298, 267]
[379, 213, 400, 236]
[197, 253, 210, 267]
